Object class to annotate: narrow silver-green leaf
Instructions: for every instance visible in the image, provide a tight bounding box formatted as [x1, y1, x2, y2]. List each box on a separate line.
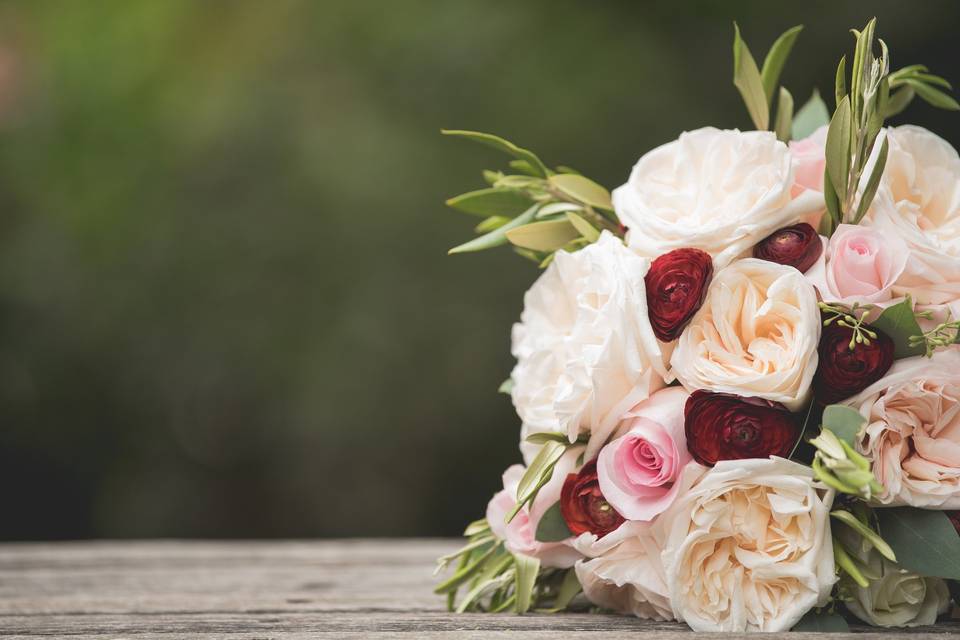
[446, 187, 534, 217]
[448, 205, 538, 255]
[505, 219, 580, 252]
[441, 129, 549, 177]
[835, 55, 847, 109]
[825, 95, 852, 204]
[513, 553, 540, 614]
[536, 202, 583, 219]
[850, 18, 877, 123]
[565, 212, 600, 242]
[760, 25, 803, 104]
[548, 174, 613, 211]
[774, 86, 793, 142]
[507, 440, 566, 522]
[903, 79, 960, 111]
[524, 432, 569, 446]
[732, 23, 770, 130]
[821, 168, 841, 235]
[853, 135, 889, 224]
[831, 510, 897, 562]
[474, 216, 510, 233]
[883, 86, 915, 118]
[791, 90, 830, 140]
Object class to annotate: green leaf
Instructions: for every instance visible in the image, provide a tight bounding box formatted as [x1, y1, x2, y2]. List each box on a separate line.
[774, 86, 793, 142]
[513, 553, 540, 614]
[555, 165, 581, 175]
[834, 55, 847, 110]
[869, 297, 926, 359]
[547, 568, 581, 612]
[508, 159, 540, 176]
[505, 220, 580, 252]
[535, 501, 573, 543]
[524, 431, 569, 446]
[507, 440, 567, 522]
[825, 95, 852, 204]
[434, 541, 499, 594]
[760, 25, 803, 104]
[732, 23, 770, 130]
[821, 405, 866, 446]
[884, 86, 915, 118]
[853, 135, 888, 224]
[565, 212, 600, 243]
[876, 507, 960, 579]
[446, 187, 534, 217]
[821, 167, 840, 236]
[791, 609, 850, 632]
[448, 205, 538, 255]
[498, 378, 513, 395]
[548, 174, 613, 211]
[474, 216, 510, 233]
[903, 78, 960, 111]
[441, 129, 549, 177]
[850, 18, 877, 123]
[831, 510, 897, 562]
[791, 90, 830, 140]
[536, 202, 583, 219]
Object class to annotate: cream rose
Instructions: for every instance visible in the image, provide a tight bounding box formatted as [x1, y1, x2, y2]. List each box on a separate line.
[661, 457, 835, 632]
[845, 349, 960, 508]
[789, 125, 827, 195]
[512, 232, 668, 462]
[670, 258, 820, 410]
[612, 128, 824, 269]
[866, 126, 960, 308]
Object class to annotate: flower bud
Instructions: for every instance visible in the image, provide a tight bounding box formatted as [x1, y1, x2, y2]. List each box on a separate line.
[753, 222, 822, 273]
[810, 429, 883, 499]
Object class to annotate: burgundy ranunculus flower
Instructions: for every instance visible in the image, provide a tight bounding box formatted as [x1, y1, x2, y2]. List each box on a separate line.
[814, 323, 894, 404]
[683, 390, 800, 466]
[645, 248, 713, 341]
[560, 459, 625, 537]
[753, 223, 822, 273]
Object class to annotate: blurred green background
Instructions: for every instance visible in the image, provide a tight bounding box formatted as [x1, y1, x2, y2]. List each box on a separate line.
[1, 0, 958, 540]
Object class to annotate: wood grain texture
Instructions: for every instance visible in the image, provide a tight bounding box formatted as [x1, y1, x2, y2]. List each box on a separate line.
[0, 539, 956, 638]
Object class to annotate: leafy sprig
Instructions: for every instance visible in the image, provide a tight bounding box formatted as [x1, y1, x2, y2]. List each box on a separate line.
[818, 301, 879, 350]
[908, 313, 960, 357]
[732, 23, 803, 141]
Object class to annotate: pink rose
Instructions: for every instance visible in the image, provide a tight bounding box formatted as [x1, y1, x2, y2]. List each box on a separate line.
[790, 125, 827, 195]
[806, 224, 908, 305]
[597, 387, 694, 521]
[485, 450, 584, 568]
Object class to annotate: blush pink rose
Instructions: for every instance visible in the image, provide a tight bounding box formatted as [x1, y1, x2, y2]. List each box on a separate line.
[790, 125, 827, 195]
[597, 387, 694, 521]
[485, 450, 584, 568]
[806, 224, 908, 305]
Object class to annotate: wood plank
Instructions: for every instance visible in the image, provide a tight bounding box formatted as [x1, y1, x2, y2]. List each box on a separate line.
[0, 540, 956, 638]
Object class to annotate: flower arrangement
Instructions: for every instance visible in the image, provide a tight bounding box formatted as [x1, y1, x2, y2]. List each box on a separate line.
[434, 18, 960, 632]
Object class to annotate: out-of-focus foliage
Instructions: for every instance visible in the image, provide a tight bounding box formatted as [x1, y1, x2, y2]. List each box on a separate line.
[0, 0, 958, 539]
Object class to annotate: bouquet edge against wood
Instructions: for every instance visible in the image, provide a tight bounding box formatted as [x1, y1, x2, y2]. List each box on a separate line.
[434, 17, 960, 632]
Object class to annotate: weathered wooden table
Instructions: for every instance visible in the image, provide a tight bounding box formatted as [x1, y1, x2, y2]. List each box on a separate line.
[0, 539, 957, 639]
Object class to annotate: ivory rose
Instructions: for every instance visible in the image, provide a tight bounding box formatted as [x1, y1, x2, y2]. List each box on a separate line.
[866, 126, 960, 308]
[511, 232, 668, 462]
[670, 258, 820, 410]
[805, 224, 908, 305]
[845, 349, 960, 508]
[612, 128, 824, 269]
[485, 448, 584, 568]
[597, 387, 693, 521]
[661, 457, 835, 632]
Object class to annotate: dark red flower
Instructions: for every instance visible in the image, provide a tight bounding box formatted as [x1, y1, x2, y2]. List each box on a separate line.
[645, 248, 713, 341]
[684, 390, 800, 466]
[947, 512, 960, 537]
[753, 223, 822, 273]
[814, 323, 894, 404]
[560, 459, 624, 537]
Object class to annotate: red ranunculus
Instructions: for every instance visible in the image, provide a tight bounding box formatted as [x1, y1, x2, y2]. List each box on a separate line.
[753, 223, 822, 273]
[814, 322, 894, 404]
[560, 459, 624, 537]
[684, 390, 800, 466]
[645, 248, 713, 342]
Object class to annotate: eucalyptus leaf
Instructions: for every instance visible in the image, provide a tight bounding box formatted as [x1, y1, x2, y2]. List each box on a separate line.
[535, 501, 573, 543]
[505, 219, 580, 252]
[791, 90, 830, 140]
[853, 135, 888, 224]
[869, 297, 926, 359]
[446, 187, 534, 217]
[548, 174, 613, 211]
[732, 23, 769, 130]
[441, 129, 549, 177]
[513, 553, 540, 614]
[821, 405, 866, 446]
[774, 86, 793, 142]
[876, 507, 960, 579]
[565, 212, 600, 242]
[825, 96, 852, 204]
[791, 610, 850, 632]
[760, 25, 803, 104]
[448, 205, 538, 255]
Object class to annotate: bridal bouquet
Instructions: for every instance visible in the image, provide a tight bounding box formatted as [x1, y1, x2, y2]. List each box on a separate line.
[434, 19, 960, 632]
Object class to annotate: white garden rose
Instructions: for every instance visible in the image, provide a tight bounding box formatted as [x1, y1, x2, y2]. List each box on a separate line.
[670, 258, 820, 410]
[866, 125, 960, 310]
[512, 232, 668, 462]
[845, 349, 960, 508]
[661, 458, 835, 632]
[613, 127, 824, 269]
